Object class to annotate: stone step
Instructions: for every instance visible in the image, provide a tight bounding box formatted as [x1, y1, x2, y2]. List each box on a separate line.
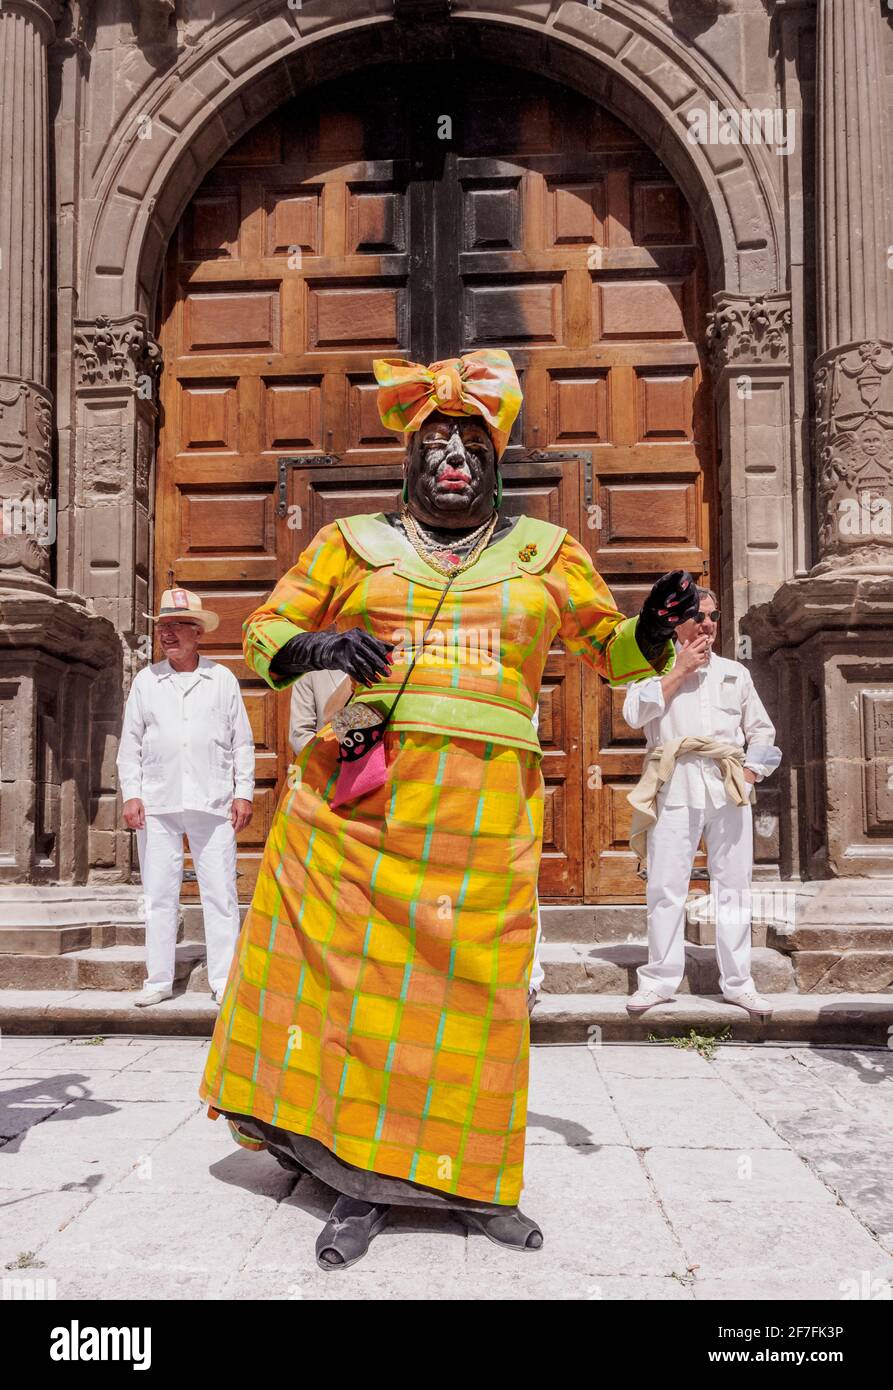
[539, 942, 794, 994]
[14, 900, 890, 957]
[1, 989, 891, 1045]
[538, 904, 645, 943]
[530, 993, 893, 1046]
[0, 886, 149, 956]
[784, 951, 893, 993]
[0, 943, 204, 992]
[0, 924, 94, 956]
[768, 925, 893, 950]
[543, 940, 893, 993]
[785, 881, 893, 926]
[180, 903, 248, 944]
[0, 921, 186, 954]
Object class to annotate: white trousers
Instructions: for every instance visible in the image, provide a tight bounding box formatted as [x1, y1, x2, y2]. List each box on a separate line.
[638, 798, 755, 998]
[136, 810, 240, 993]
[529, 895, 545, 993]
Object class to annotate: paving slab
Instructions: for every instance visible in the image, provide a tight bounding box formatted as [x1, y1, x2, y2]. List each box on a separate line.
[37, 1189, 278, 1275]
[604, 1076, 788, 1149]
[2, 1041, 892, 1300]
[111, 1110, 295, 1198]
[643, 1147, 839, 1206]
[0, 1098, 194, 1189]
[664, 1197, 893, 1285]
[711, 1045, 893, 1260]
[593, 1043, 715, 1078]
[0, 1190, 97, 1270]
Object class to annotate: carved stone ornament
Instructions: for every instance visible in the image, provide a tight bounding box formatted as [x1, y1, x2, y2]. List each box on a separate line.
[61, 0, 93, 49]
[705, 293, 792, 370]
[135, 413, 152, 502]
[137, 0, 176, 45]
[814, 340, 893, 570]
[0, 377, 54, 580]
[74, 315, 163, 390]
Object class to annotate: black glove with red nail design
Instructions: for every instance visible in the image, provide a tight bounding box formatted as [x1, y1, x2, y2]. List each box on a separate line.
[636, 570, 701, 651]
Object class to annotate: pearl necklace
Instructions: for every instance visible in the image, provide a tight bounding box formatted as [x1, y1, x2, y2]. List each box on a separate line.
[400, 504, 500, 577]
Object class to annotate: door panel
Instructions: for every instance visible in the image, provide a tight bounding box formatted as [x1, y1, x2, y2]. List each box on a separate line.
[155, 63, 716, 903]
[435, 69, 714, 899]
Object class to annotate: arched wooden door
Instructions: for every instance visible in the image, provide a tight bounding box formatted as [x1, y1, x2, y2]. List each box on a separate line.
[155, 62, 716, 904]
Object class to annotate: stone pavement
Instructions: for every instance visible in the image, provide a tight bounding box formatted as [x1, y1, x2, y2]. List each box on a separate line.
[1, 1037, 892, 1302]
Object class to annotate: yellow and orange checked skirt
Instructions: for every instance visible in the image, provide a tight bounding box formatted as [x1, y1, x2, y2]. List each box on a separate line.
[199, 726, 543, 1206]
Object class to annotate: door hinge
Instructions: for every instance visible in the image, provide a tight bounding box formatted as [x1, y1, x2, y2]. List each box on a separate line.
[513, 448, 594, 508]
[276, 454, 341, 518]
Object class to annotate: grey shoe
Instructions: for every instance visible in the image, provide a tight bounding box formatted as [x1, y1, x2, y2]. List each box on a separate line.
[132, 987, 173, 1008]
[464, 1208, 543, 1251]
[315, 1195, 390, 1271]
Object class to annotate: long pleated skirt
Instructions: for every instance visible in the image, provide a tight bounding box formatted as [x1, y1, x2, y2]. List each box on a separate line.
[199, 724, 543, 1206]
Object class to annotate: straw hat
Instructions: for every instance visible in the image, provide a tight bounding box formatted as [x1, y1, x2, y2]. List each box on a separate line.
[145, 587, 219, 633]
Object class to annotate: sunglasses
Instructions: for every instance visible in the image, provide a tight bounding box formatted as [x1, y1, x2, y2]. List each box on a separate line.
[692, 610, 720, 623]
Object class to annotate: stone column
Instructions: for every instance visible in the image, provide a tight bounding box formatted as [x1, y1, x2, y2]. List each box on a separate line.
[705, 292, 794, 887]
[0, 1, 60, 589]
[71, 313, 161, 880]
[745, 0, 893, 914]
[0, 0, 119, 906]
[813, 0, 893, 571]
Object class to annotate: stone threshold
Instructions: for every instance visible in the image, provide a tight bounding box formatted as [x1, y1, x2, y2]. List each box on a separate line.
[1, 989, 891, 1045]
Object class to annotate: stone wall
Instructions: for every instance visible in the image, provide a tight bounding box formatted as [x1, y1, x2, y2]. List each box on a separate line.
[0, 0, 890, 926]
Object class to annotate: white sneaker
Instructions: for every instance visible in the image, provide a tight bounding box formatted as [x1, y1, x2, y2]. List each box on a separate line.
[133, 987, 173, 1008]
[723, 988, 773, 1020]
[626, 987, 673, 1016]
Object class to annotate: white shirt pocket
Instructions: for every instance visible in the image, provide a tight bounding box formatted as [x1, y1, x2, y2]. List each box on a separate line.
[714, 674, 744, 742]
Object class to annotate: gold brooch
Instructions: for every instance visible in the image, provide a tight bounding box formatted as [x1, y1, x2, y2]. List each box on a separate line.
[518, 543, 538, 562]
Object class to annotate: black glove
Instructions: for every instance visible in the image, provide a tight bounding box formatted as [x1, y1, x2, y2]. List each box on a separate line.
[637, 570, 700, 647]
[270, 629, 395, 687]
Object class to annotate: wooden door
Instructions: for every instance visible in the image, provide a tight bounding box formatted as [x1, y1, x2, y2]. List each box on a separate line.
[155, 63, 715, 903]
[433, 67, 715, 900]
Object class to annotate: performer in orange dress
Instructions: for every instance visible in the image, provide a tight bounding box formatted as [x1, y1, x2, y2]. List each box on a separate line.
[200, 349, 698, 1269]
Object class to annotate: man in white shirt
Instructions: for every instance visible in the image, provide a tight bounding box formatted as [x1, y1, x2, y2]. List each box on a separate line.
[622, 588, 781, 1020]
[117, 588, 255, 1007]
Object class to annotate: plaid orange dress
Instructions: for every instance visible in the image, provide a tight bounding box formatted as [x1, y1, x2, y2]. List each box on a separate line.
[199, 512, 671, 1205]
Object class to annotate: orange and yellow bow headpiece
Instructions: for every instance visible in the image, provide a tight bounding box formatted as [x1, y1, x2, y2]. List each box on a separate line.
[373, 349, 522, 460]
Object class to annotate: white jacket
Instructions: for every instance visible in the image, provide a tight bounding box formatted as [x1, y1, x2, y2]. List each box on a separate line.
[117, 656, 255, 817]
[622, 650, 781, 810]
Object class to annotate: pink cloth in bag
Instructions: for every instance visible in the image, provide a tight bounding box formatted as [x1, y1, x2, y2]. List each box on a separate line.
[330, 733, 389, 809]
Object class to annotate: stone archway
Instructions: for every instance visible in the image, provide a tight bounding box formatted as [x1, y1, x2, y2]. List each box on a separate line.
[83, 2, 784, 322]
[152, 55, 723, 904]
[66, 3, 790, 635]
[63, 0, 795, 887]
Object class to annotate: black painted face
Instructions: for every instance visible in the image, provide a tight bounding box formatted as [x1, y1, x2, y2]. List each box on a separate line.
[403, 412, 498, 530]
